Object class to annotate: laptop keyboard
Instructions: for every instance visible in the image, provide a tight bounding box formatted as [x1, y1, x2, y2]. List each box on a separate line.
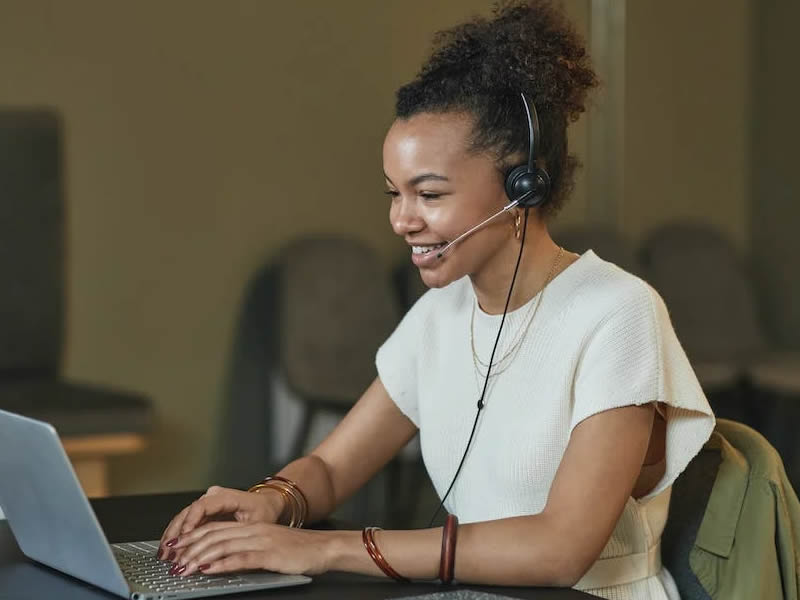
[113, 541, 252, 594]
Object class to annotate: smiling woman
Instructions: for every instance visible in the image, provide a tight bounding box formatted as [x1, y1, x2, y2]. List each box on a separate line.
[156, 2, 714, 598]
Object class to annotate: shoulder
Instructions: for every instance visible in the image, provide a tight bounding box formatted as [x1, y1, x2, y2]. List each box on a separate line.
[564, 251, 666, 333]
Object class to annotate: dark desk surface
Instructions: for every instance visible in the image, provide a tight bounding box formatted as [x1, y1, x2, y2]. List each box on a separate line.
[0, 492, 596, 600]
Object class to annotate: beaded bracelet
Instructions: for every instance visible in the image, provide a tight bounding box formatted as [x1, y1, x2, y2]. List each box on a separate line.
[362, 527, 409, 583]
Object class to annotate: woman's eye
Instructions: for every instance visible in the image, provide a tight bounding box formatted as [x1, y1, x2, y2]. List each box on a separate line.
[420, 192, 442, 200]
[384, 190, 400, 198]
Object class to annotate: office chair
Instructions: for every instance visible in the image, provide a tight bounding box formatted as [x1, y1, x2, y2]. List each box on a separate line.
[0, 111, 64, 379]
[216, 236, 404, 525]
[663, 418, 800, 599]
[0, 110, 151, 496]
[276, 235, 401, 458]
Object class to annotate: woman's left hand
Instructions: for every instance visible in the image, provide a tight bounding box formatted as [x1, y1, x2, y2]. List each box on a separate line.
[168, 521, 334, 577]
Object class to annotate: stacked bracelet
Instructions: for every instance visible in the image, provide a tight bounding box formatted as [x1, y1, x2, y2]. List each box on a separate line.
[439, 513, 459, 584]
[247, 475, 309, 528]
[362, 527, 410, 583]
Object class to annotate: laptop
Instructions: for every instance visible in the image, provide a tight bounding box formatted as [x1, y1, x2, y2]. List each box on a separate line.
[0, 408, 311, 599]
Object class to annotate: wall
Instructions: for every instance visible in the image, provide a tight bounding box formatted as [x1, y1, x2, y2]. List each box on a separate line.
[0, 0, 502, 493]
[623, 0, 753, 249]
[0, 0, 758, 494]
[751, 0, 800, 349]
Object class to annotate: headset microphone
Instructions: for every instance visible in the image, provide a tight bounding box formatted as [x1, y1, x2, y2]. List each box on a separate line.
[435, 197, 525, 259]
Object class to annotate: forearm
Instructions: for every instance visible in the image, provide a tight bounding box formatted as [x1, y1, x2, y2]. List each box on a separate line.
[324, 514, 590, 586]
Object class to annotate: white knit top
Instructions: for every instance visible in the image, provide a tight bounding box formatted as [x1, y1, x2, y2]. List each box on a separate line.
[376, 250, 715, 599]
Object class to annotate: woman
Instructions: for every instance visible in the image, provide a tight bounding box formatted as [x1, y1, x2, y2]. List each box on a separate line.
[159, 2, 714, 597]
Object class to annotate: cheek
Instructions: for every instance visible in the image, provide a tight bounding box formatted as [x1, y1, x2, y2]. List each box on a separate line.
[420, 206, 469, 238]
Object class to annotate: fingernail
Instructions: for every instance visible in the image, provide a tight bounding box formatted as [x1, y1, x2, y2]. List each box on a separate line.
[198, 563, 211, 571]
[157, 549, 163, 560]
[176, 565, 187, 575]
[166, 537, 179, 547]
[168, 565, 178, 575]
[167, 550, 176, 562]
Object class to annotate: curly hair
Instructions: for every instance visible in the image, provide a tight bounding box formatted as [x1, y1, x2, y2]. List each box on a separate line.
[395, 0, 597, 219]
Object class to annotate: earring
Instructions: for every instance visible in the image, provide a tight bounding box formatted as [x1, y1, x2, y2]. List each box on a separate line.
[514, 212, 522, 240]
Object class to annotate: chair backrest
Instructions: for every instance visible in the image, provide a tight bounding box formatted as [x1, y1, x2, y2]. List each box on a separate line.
[552, 225, 644, 276]
[212, 262, 280, 487]
[661, 444, 720, 600]
[639, 221, 765, 363]
[663, 418, 800, 600]
[0, 111, 63, 375]
[278, 236, 401, 405]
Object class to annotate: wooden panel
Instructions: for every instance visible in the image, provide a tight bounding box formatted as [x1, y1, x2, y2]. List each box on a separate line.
[62, 433, 147, 497]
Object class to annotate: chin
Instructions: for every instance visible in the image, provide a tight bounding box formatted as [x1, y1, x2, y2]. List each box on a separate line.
[418, 266, 458, 290]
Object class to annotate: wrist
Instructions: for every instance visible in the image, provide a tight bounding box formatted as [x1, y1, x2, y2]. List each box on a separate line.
[248, 476, 309, 527]
[254, 486, 289, 524]
[324, 530, 367, 574]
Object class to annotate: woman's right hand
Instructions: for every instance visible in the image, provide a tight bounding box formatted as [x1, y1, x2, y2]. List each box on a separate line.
[157, 485, 284, 561]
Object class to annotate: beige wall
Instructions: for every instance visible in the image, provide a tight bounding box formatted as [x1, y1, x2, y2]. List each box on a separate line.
[751, 0, 800, 348]
[1, 0, 390, 493]
[623, 0, 753, 249]
[0, 0, 756, 493]
[0, 0, 501, 493]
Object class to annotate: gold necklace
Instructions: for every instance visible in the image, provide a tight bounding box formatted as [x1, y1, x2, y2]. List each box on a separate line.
[470, 246, 564, 380]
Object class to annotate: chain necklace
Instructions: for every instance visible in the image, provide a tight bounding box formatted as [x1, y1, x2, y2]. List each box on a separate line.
[470, 246, 564, 381]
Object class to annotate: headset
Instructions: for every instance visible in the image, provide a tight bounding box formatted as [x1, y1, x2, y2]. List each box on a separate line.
[428, 92, 552, 526]
[504, 92, 551, 208]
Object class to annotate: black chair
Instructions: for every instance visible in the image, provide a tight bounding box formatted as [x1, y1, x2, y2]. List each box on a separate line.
[0, 110, 152, 496]
[215, 236, 411, 526]
[661, 444, 719, 600]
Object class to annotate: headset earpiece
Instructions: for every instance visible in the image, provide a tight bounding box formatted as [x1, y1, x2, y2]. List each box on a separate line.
[504, 165, 551, 208]
[504, 92, 551, 208]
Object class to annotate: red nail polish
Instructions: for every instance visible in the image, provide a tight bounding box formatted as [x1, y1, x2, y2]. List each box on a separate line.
[167, 550, 176, 562]
[176, 565, 187, 575]
[166, 537, 179, 547]
[157, 549, 163, 560]
[168, 565, 178, 575]
[198, 564, 211, 571]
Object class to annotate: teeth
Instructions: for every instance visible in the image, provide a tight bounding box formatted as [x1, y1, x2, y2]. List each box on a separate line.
[412, 243, 446, 255]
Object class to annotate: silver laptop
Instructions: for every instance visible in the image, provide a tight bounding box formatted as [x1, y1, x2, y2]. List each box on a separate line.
[0, 408, 311, 599]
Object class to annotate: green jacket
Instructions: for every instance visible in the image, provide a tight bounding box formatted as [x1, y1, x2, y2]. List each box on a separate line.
[691, 419, 800, 599]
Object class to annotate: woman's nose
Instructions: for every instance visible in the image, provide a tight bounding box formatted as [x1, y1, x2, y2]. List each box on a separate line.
[390, 197, 423, 236]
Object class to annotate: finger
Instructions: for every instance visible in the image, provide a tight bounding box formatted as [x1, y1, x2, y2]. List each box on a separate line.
[159, 489, 228, 561]
[178, 536, 268, 577]
[179, 491, 244, 536]
[158, 506, 191, 559]
[167, 520, 247, 564]
[197, 551, 265, 576]
[172, 520, 247, 549]
[205, 485, 225, 496]
[182, 545, 267, 577]
[175, 524, 260, 573]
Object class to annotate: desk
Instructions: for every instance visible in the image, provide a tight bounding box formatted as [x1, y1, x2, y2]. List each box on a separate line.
[0, 492, 596, 600]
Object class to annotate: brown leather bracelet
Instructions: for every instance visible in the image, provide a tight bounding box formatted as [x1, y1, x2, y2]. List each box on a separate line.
[362, 527, 410, 583]
[439, 514, 459, 584]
